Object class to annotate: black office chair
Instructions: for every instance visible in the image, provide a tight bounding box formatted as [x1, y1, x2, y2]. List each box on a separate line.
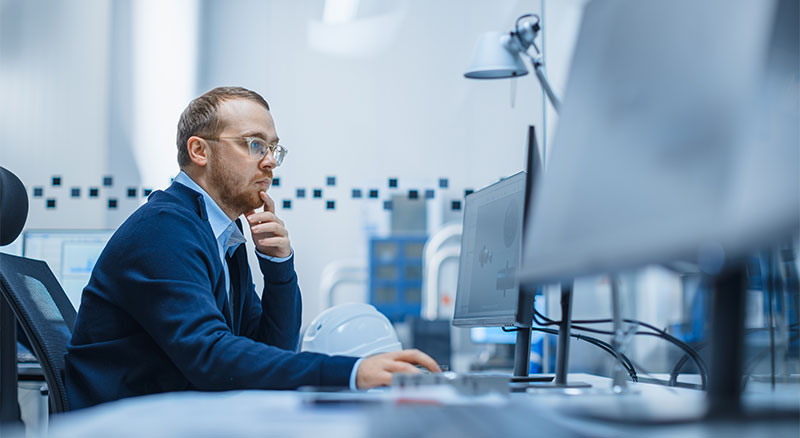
[0, 166, 77, 419]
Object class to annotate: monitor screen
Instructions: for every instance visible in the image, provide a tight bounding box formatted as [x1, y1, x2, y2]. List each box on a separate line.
[23, 230, 114, 310]
[453, 172, 526, 327]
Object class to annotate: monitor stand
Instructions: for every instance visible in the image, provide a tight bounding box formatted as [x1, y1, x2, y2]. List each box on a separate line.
[707, 263, 748, 418]
[510, 126, 588, 389]
[510, 282, 590, 390]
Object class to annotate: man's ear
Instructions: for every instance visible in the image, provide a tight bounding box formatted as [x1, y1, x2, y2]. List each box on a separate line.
[187, 136, 209, 167]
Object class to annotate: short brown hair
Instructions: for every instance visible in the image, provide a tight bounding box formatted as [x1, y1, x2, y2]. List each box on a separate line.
[176, 86, 270, 168]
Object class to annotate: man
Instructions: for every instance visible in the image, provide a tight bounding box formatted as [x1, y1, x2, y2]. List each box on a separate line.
[65, 87, 439, 410]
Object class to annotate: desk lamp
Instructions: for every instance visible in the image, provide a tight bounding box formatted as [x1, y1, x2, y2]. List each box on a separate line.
[464, 14, 562, 112]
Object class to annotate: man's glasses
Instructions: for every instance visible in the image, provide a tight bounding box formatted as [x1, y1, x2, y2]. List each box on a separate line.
[205, 136, 288, 166]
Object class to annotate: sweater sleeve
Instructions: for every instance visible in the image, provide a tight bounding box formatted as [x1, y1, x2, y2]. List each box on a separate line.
[238, 253, 302, 351]
[109, 209, 356, 390]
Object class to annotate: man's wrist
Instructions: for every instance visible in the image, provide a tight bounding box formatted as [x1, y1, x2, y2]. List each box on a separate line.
[256, 248, 293, 263]
[349, 357, 364, 390]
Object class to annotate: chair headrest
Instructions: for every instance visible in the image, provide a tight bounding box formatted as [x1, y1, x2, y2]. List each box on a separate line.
[0, 166, 29, 245]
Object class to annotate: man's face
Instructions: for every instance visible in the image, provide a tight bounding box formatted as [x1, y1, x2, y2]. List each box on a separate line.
[206, 98, 278, 217]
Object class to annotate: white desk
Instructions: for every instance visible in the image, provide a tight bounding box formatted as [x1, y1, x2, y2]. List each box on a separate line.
[35, 374, 799, 437]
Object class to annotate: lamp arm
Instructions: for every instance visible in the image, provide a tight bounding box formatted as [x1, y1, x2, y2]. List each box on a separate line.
[514, 14, 562, 113]
[525, 52, 562, 113]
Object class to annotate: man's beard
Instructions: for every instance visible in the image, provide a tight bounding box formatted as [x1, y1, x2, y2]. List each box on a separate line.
[208, 156, 271, 216]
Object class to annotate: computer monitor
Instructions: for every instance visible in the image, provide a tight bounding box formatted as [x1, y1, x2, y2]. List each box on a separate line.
[452, 172, 526, 328]
[23, 230, 114, 310]
[521, 0, 798, 285]
[518, 0, 798, 416]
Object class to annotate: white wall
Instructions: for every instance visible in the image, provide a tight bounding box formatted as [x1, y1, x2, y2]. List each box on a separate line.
[196, 0, 553, 325]
[0, 0, 112, 230]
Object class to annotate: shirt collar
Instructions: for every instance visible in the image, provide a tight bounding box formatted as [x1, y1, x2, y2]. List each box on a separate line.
[174, 171, 246, 255]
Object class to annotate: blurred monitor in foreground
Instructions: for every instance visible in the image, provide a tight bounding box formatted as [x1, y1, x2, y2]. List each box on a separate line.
[522, 0, 799, 284]
[23, 230, 114, 309]
[453, 172, 526, 327]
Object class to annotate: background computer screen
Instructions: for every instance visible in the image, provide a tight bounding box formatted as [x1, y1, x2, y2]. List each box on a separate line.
[453, 172, 526, 327]
[23, 230, 114, 310]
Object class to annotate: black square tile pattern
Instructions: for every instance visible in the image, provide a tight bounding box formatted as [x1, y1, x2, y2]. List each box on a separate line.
[388, 178, 398, 188]
[326, 200, 335, 210]
[439, 178, 448, 188]
[89, 188, 99, 198]
[451, 200, 462, 211]
[103, 176, 113, 187]
[352, 189, 362, 198]
[408, 190, 419, 199]
[369, 189, 379, 199]
[71, 188, 81, 198]
[282, 200, 291, 209]
[33, 187, 43, 197]
[326, 176, 336, 186]
[46, 199, 56, 209]
[313, 189, 322, 198]
[51, 176, 61, 186]
[108, 199, 118, 209]
[296, 188, 306, 198]
[127, 188, 137, 198]
[273, 177, 280, 187]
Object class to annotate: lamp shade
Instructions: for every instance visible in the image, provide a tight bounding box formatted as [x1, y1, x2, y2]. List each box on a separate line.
[464, 31, 528, 79]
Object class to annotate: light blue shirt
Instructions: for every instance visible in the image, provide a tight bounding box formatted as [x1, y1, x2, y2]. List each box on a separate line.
[173, 171, 361, 390]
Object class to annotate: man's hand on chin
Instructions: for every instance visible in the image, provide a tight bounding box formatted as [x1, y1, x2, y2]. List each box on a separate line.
[246, 191, 292, 258]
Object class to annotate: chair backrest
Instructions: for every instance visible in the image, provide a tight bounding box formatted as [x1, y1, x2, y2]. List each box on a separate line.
[0, 166, 76, 413]
[0, 255, 76, 412]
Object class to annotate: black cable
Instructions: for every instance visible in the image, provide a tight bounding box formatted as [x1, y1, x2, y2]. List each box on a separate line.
[502, 325, 638, 382]
[669, 342, 704, 387]
[668, 325, 800, 387]
[535, 327, 638, 383]
[741, 334, 800, 391]
[536, 308, 708, 371]
[534, 308, 709, 389]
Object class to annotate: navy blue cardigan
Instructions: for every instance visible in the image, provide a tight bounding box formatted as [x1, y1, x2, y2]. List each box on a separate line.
[65, 182, 357, 409]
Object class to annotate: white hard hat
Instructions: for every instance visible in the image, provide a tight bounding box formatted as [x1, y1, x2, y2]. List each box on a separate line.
[301, 303, 402, 357]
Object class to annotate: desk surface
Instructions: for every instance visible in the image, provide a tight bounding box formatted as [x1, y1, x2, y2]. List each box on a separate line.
[39, 374, 799, 438]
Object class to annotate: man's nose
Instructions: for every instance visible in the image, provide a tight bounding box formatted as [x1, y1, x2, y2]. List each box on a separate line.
[259, 150, 277, 169]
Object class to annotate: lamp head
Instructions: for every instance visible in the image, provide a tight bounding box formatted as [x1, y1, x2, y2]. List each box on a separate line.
[464, 31, 528, 79]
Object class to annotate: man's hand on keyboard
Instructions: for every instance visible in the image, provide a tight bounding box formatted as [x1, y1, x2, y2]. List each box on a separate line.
[356, 349, 441, 389]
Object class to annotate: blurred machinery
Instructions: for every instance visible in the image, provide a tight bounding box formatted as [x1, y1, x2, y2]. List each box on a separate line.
[421, 223, 462, 321]
[369, 236, 427, 323]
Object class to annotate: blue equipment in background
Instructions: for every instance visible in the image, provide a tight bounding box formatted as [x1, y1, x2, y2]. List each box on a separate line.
[369, 236, 427, 322]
